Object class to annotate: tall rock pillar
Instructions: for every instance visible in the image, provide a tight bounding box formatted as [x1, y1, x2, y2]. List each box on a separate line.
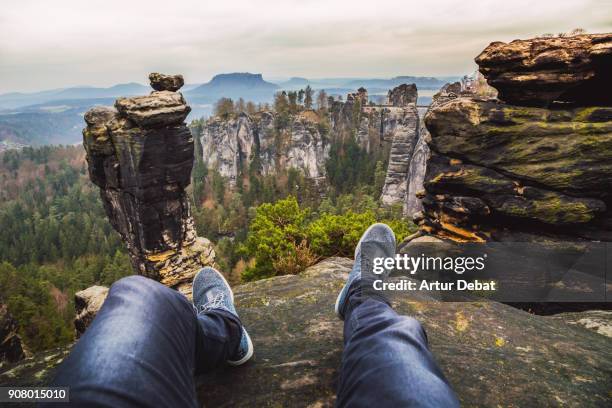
[380, 84, 420, 206]
[82, 73, 215, 295]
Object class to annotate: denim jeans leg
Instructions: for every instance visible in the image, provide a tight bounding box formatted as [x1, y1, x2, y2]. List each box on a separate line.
[45, 275, 239, 408]
[336, 297, 460, 408]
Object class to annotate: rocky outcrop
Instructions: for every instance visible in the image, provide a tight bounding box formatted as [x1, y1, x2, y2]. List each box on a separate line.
[425, 101, 611, 198]
[402, 82, 464, 217]
[2, 257, 611, 406]
[420, 35, 612, 242]
[200, 85, 422, 195]
[201, 111, 329, 186]
[74, 286, 109, 338]
[0, 303, 25, 365]
[476, 34, 612, 107]
[387, 83, 417, 106]
[430, 82, 462, 108]
[149, 73, 184, 92]
[380, 105, 419, 205]
[82, 74, 215, 295]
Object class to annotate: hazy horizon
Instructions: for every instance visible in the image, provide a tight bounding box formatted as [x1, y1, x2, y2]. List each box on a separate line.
[1, 0, 611, 94]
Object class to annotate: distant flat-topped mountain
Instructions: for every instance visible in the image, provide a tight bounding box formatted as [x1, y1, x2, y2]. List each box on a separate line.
[187, 73, 278, 100]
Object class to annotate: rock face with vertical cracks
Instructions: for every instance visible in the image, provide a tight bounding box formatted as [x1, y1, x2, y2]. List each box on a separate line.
[476, 34, 612, 107]
[403, 82, 462, 217]
[420, 34, 612, 242]
[82, 75, 215, 296]
[201, 111, 329, 186]
[380, 104, 419, 205]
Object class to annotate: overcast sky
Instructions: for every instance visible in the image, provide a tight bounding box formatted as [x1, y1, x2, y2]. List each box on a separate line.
[0, 0, 610, 93]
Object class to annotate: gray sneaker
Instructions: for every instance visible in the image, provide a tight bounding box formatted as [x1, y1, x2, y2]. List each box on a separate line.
[193, 267, 254, 366]
[334, 223, 396, 320]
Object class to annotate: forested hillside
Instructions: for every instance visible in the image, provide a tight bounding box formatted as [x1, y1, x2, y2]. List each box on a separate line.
[0, 146, 131, 351]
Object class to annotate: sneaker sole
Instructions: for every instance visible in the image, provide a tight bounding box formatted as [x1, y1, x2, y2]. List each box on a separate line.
[227, 329, 254, 366]
[334, 223, 395, 318]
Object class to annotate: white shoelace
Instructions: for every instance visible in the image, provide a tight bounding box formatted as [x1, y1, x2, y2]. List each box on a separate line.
[200, 292, 226, 313]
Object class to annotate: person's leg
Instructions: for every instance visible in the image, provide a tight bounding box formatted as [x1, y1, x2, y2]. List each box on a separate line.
[336, 283, 459, 407]
[335, 223, 459, 408]
[47, 274, 242, 407]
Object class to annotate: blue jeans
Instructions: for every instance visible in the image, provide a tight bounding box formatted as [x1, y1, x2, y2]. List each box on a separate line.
[337, 285, 459, 407]
[46, 275, 241, 407]
[47, 276, 458, 407]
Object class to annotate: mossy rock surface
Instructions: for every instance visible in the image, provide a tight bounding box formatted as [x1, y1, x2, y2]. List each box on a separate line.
[2, 258, 611, 407]
[424, 98, 612, 198]
[425, 153, 607, 226]
[201, 258, 611, 407]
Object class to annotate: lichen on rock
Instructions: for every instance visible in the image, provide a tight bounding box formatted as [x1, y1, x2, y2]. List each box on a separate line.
[419, 34, 612, 242]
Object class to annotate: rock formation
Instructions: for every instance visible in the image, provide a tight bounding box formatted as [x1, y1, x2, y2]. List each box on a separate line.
[201, 111, 329, 186]
[74, 286, 109, 338]
[379, 104, 419, 205]
[387, 83, 417, 106]
[403, 79, 488, 219]
[0, 303, 25, 364]
[403, 115, 429, 216]
[149, 73, 185, 92]
[199, 84, 422, 203]
[2, 257, 611, 406]
[419, 34, 612, 242]
[476, 34, 612, 107]
[82, 75, 215, 295]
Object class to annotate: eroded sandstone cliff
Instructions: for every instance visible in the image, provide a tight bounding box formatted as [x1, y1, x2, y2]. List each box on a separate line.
[82, 75, 215, 295]
[378, 104, 419, 205]
[419, 33, 612, 242]
[198, 84, 423, 210]
[201, 111, 329, 186]
[476, 34, 612, 107]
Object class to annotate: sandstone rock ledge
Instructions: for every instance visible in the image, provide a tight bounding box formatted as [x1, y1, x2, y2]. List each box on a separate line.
[2, 257, 610, 407]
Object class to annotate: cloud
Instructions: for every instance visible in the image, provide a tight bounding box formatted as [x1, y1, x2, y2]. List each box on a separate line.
[0, 0, 610, 92]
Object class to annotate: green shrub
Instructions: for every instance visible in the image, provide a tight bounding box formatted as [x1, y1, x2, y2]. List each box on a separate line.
[241, 196, 415, 281]
[241, 196, 310, 281]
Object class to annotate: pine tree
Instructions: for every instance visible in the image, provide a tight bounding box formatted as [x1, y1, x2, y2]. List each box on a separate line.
[304, 85, 313, 109]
